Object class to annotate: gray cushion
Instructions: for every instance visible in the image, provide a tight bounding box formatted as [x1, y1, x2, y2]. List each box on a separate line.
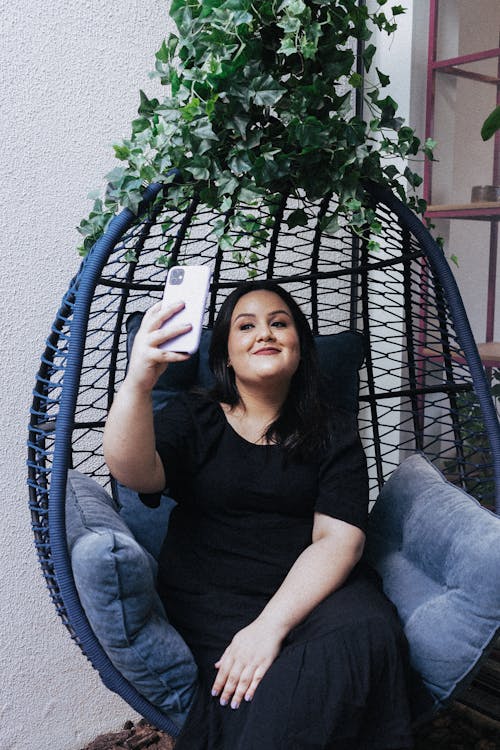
[364, 454, 500, 712]
[115, 481, 176, 561]
[66, 470, 198, 726]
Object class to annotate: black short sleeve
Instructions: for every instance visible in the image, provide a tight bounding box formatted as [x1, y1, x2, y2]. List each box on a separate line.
[153, 395, 194, 491]
[315, 409, 369, 532]
[137, 395, 193, 508]
[139, 392, 225, 508]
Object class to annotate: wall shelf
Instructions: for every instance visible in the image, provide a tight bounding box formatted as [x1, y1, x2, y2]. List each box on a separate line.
[426, 203, 500, 220]
[424, 0, 500, 350]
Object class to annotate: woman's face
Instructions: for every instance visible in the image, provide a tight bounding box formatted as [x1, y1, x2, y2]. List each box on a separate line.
[227, 290, 301, 392]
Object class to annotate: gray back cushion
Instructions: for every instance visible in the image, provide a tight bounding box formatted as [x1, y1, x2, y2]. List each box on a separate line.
[364, 453, 500, 714]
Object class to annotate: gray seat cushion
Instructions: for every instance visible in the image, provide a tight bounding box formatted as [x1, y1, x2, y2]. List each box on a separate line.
[364, 454, 500, 714]
[66, 470, 198, 727]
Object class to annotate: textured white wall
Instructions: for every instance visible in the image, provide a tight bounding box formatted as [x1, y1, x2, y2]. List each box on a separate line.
[0, 2, 172, 748]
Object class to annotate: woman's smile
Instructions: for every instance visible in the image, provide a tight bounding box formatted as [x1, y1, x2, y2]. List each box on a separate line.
[253, 346, 281, 355]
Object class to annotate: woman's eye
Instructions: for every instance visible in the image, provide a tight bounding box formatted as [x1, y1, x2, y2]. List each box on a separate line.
[271, 320, 287, 327]
[240, 323, 254, 331]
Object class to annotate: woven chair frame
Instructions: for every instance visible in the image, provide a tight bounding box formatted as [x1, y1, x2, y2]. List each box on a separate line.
[28, 181, 500, 733]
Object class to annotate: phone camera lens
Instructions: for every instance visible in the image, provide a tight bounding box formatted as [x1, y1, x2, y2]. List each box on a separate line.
[170, 268, 184, 285]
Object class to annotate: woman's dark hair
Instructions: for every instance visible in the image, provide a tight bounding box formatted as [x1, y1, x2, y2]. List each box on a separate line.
[208, 280, 330, 458]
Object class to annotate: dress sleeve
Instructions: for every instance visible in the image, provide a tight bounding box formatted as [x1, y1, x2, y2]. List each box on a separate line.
[138, 395, 193, 508]
[315, 409, 369, 532]
[139, 392, 225, 508]
[154, 395, 194, 485]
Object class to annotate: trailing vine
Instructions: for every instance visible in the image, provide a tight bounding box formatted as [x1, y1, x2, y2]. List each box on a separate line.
[77, 0, 434, 263]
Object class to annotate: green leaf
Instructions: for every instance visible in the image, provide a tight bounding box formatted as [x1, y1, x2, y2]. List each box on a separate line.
[349, 72, 363, 89]
[131, 118, 151, 136]
[277, 15, 301, 34]
[181, 97, 202, 122]
[346, 198, 362, 212]
[481, 105, 500, 141]
[250, 75, 285, 107]
[376, 68, 390, 87]
[216, 171, 239, 196]
[191, 119, 218, 141]
[278, 38, 297, 56]
[424, 137, 437, 154]
[219, 234, 235, 252]
[105, 166, 126, 185]
[155, 39, 170, 63]
[184, 155, 211, 181]
[286, 208, 309, 229]
[286, 0, 307, 16]
[113, 144, 130, 161]
[362, 44, 376, 72]
[367, 239, 381, 253]
[322, 213, 340, 234]
[138, 90, 160, 116]
[229, 150, 253, 174]
[404, 166, 423, 188]
[238, 185, 265, 204]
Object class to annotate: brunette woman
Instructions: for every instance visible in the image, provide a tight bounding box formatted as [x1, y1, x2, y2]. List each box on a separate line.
[104, 280, 413, 750]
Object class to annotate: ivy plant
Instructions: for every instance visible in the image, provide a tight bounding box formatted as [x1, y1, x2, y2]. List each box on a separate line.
[78, 0, 434, 262]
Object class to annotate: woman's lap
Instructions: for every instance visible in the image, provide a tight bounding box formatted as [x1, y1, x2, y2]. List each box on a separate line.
[235, 568, 413, 749]
[177, 566, 414, 750]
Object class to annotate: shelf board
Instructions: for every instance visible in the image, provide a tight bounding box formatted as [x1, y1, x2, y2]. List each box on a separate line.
[477, 342, 500, 366]
[421, 342, 500, 367]
[426, 203, 500, 220]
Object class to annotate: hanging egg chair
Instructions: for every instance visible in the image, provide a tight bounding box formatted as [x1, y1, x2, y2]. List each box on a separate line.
[28, 180, 500, 734]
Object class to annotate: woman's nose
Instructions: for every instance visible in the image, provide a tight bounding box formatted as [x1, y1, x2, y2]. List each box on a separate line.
[256, 324, 274, 340]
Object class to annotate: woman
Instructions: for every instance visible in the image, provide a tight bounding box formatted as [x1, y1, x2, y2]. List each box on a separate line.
[104, 280, 414, 749]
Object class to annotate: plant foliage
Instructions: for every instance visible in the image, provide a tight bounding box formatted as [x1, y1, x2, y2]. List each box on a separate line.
[481, 104, 500, 142]
[78, 0, 432, 258]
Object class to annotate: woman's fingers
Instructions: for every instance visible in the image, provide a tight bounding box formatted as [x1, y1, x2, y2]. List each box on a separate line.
[124, 301, 193, 391]
[212, 658, 271, 709]
[229, 665, 264, 709]
[214, 663, 253, 708]
[211, 654, 231, 700]
[241, 668, 265, 704]
[145, 301, 195, 351]
[136, 302, 192, 355]
[211, 623, 283, 708]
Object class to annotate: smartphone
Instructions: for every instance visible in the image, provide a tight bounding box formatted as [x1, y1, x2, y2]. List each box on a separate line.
[159, 265, 211, 354]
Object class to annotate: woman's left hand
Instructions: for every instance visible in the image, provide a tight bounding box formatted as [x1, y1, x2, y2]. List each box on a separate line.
[211, 619, 285, 709]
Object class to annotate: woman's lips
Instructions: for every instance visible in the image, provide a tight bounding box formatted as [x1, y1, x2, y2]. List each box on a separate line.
[254, 347, 280, 355]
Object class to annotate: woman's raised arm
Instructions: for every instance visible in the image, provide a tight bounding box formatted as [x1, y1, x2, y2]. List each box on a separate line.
[103, 301, 192, 493]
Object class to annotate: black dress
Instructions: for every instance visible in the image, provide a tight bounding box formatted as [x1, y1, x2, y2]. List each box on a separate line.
[148, 392, 413, 750]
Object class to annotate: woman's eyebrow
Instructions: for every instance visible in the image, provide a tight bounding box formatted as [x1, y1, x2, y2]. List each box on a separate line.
[234, 309, 291, 322]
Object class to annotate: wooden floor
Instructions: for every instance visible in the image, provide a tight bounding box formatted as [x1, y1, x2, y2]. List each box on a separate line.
[458, 639, 500, 722]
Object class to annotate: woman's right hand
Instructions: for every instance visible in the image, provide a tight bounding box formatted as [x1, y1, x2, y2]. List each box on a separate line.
[125, 301, 193, 394]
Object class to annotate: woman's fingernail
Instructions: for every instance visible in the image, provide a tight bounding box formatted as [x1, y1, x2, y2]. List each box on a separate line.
[220, 698, 228, 706]
[231, 700, 239, 709]
[211, 689, 218, 697]
[244, 693, 252, 702]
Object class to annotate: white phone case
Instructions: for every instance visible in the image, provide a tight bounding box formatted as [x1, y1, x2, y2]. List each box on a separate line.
[160, 265, 211, 354]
